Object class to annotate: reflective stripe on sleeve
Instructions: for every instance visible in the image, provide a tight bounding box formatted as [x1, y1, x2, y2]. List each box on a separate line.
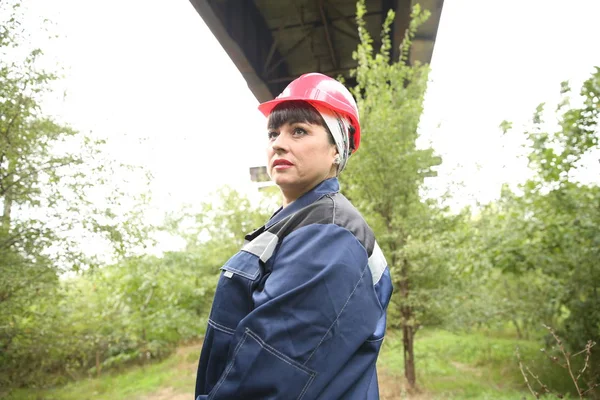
[368, 241, 387, 285]
[243, 231, 279, 263]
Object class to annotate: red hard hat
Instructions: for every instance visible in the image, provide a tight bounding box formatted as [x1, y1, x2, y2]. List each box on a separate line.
[258, 73, 361, 151]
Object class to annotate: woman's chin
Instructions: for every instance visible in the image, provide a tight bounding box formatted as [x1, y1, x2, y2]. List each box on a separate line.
[272, 174, 298, 188]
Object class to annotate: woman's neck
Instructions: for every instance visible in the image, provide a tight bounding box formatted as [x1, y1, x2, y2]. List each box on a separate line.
[279, 175, 336, 208]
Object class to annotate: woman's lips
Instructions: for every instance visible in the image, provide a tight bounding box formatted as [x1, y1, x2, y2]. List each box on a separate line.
[273, 159, 293, 170]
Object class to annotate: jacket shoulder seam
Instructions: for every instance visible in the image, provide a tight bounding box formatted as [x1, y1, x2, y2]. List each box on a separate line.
[303, 259, 371, 366]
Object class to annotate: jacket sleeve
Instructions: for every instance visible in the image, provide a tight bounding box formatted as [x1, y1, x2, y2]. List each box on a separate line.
[198, 223, 384, 400]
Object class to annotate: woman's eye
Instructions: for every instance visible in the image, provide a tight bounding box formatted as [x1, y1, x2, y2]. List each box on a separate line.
[293, 127, 307, 136]
[267, 131, 278, 140]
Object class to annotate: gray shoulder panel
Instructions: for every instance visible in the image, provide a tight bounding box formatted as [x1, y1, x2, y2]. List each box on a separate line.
[328, 193, 375, 256]
[243, 193, 386, 285]
[268, 193, 375, 257]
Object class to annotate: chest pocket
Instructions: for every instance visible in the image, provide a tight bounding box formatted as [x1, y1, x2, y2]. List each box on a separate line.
[210, 231, 279, 332]
[210, 251, 262, 332]
[220, 251, 262, 280]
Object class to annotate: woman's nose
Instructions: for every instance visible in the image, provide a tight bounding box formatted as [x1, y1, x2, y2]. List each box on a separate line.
[271, 132, 289, 152]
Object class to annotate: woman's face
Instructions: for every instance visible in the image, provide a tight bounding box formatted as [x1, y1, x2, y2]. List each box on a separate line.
[266, 120, 337, 204]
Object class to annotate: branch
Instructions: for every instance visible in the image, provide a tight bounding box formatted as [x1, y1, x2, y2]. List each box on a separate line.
[581, 383, 599, 397]
[0, 267, 55, 304]
[517, 347, 540, 399]
[543, 324, 583, 397]
[141, 287, 154, 311]
[0, 158, 78, 197]
[575, 340, 596, 381]
[517, 326, 598, 399]
[0, 230, 22, 249]
[525, 365, 552, 396]
[540, 347, 567, 369]
[0, 223, 55, 250]
[0, 83, 29, 140]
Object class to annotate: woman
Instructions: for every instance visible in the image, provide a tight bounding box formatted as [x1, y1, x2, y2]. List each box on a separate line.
[195, 73, 393, 400]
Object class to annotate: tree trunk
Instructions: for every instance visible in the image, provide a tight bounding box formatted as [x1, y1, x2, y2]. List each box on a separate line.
[399, 257, 416, 389]
[402, 322, 416, 388]
[96, 350, 101, 377]
[503, 279, 523, 339]
[1, 168, 12, 230]
[511, 318, 523, 339]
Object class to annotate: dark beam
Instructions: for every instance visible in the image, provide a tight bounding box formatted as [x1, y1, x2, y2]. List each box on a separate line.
[331, 24, 359, 41]
[319, 0, 338, 69]
[391, 0, 412, 62]
[269, 18, 441, 43]
[265, 28, 315, 78]
[263, 41, 279, 75]
[322, 2, 374, 47]
[188, 0, 290, 102]
[263, 14, 296, 75]
[267, 67, 354, 84]
[269, 11, 381, 32]
[189, 0, 444, 103]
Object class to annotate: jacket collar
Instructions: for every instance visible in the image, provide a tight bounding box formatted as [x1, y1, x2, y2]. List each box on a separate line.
[266, 178, 340, 228]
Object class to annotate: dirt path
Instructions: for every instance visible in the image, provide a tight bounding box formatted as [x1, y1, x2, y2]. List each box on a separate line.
[142, 387, 190, 400]
[140, 343, 200, 400]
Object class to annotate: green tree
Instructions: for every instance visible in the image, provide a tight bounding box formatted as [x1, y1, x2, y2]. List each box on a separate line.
[342, 0, 467, 389]
[168, 186, 275, 268]
[0, 1, 152, 387]
[511, 67, 599, 356]
[72, 187, 275, 377]
[478, 68, 600, 392]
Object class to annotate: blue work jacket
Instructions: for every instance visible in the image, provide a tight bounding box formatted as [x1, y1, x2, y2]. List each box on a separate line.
[195, 178, 393, 400]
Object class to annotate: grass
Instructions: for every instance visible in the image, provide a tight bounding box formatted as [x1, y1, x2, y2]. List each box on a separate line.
[5, 331, 580, 400]
[378, 328, 578, 399]
[3, 343, 201, 400]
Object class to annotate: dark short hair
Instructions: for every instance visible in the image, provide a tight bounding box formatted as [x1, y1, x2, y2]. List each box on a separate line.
[267, 101, 335, 145]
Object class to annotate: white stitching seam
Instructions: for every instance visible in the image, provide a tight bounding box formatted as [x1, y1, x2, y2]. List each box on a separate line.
[245, 329, 316, 376]
[298, 372, 316, 400]
[208, 319, 235, 335]
[244, 329, 316, 400]
[208, 329, 317, 400]
[207, 334, 248, 400]
[304, 262, 369, 365]
[221, 262, 259, 280]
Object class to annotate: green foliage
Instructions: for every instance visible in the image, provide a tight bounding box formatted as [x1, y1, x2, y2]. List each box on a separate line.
[0, 177, 272, 390]
[1, 1, 153, 388]
[4, 343, 199, 400]
[524, 68, 599, 184]
[344, 0, 599, 391]
[67, 252, 212, 376]
[470, 68, 600, 393]
[343, 0, 469, 388]
[345, 0, 437, 327]
[170, 186, 274, 268]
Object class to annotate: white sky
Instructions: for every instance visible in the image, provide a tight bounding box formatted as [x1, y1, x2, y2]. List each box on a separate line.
[420, 0, 600, 206]
[15, 0, 600, 219]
